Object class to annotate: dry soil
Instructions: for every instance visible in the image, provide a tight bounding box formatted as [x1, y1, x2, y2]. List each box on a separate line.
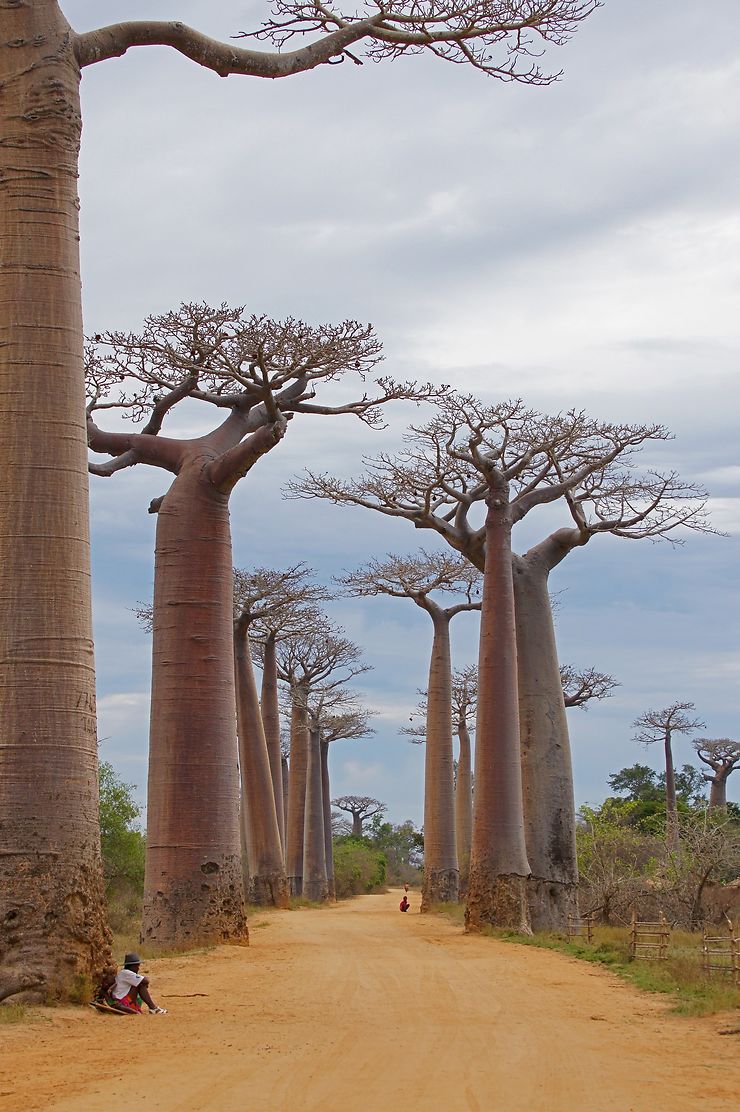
[1, 889, 738, 1111]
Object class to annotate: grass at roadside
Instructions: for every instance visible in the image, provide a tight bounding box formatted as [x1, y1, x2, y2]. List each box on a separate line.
[429, 903, 740, 1018]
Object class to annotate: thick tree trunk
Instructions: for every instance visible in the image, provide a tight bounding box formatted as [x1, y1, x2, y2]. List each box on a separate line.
[664, 733, 679, 849]
[239, 785, 254, 902]
[142, 462, 247, 946]
[321, 741, 336, 899]
[261, 633, 286, 855]
[466, 492, 531, 933]
[421, 610, 459, 909]
[352, 813, 363, 837]
[286, 686, 309, 896]
[514, 555, 578, 931]
[281, 756, 290, 835]
[708, 775, 728, 811]
[303, 728, 329, 902]
[0, 3, 110, 1003]
[455, 723, 473, 897]
[234, 624, 288, 907]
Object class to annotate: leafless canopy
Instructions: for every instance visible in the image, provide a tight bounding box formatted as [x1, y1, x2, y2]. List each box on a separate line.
[632, 702, 706, 746]
[75, 3, 600, 84]
[270, 624, 372, 692]
[306, 685, 377, 743]
[693, 738, 740, 781]
[289, 393, 716, 570]
[337, 548, 482, 612]
[331, 795, 387, 822]
[560, 665, 619, 709]
[86, 303, 444, 493]
[233, 564, 329, 642]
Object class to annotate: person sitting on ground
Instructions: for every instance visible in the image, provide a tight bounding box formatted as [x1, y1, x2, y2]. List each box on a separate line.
[399, 895, 410, 913]
[106, 953, 167, 1014]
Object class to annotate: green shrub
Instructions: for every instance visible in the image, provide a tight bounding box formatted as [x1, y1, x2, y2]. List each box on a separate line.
[333, 837, 386, 898]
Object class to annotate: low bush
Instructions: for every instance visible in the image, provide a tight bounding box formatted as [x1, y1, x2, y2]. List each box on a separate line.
[333, 837, 386, 898]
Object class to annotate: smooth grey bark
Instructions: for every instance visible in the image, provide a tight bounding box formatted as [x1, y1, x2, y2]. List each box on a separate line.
[303, 726, 329, 902]
[513, 548, 579, 931]
[321, 741, 336, 899]
[281, 756, 290, 837]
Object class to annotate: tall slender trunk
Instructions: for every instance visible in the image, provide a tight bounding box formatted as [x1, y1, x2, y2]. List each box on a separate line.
[0, 3, 110, 1002]
[234, 623, 288, 907]
[466, 491, 531, 933]
[286, 685, 309, 896]
[664, 732, 679, 850]
[303, 727, 329, 902]
[281, 756, 290, 835]
[514, 554, 578, 930]
[708, 776, 728, 811]
[261, 632, 285, 855]
[142, 461, 247, 945]
[455, 722, 473, 897]
[421, 608, 459, 909]
[239, 785, 254, 902]
[320, 741, 336, 900]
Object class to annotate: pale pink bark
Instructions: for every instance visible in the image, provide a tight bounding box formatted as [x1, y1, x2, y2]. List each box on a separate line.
[282, 756, 290, 837]
[261, 633, 286, 855]
[142, 461, 247, 945]
[466, 491, 531, 933]
[286, 686, 310, 896]
[455, 721, 473, 895]
[421, 608, 459, 909]
[0, 2, 110, 1001]
[513, 550, 578, 930]
[321, 741, 336, 900]
[234, 622, 289, 907]
[303, 727, 329, 902]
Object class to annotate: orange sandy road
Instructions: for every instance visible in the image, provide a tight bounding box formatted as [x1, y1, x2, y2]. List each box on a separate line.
[1, 889, 737, 1112]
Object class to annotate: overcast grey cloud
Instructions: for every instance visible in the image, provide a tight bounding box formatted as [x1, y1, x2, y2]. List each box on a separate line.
[69, 1, 740, 820]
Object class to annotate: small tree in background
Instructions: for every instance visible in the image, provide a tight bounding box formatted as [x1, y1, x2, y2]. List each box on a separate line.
[560, 666, 619, 709]
[332, 797, 387, 837]
[693, 739, 740, 812]
[632, 703, 705, 849]
[98, 761, 146, 933]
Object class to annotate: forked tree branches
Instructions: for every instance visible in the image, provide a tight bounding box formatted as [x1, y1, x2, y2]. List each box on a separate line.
[560, 665, 619, 709]
[75, 3, 600, 83]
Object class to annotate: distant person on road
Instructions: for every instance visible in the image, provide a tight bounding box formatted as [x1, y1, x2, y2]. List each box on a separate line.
[106, 953, 168, 1014]
[399, 895, 410, 912]
[403, 883, 409, 893]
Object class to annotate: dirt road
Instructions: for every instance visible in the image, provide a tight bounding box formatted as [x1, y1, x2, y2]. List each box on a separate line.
[1, 890, 737, 1111]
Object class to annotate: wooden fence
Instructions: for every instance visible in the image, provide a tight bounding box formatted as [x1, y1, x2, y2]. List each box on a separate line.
[566, 912, 596, 943]
[701, 916, 739, 984]
[629, 911, 669, 960]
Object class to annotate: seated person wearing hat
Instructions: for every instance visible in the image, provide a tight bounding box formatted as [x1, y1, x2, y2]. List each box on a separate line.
[107, 953, 167, 1015]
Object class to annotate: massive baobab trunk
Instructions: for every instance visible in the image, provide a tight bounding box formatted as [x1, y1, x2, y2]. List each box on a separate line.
[0, 2, 110, 1001]
[466, 490, 531, 933]
[303, 726, 329, 902]
[286, 686, 310, 896]
[455, 721, 473, 897]
[234, 622, 288, 908]
[320, 741, 336, 900]
[513, 553, 578, 931]
[261, 632, 286, 855]
[142, 461, 247, 945]
[422, 611, 459, 909]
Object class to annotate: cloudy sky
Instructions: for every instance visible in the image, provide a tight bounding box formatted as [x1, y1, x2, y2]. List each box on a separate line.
[68, 0, 740, 824]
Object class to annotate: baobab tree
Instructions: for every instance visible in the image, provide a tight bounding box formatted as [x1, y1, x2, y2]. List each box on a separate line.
[235, 565, 328, 858]
[403, 667, 478, 894]
[332, 797, 387, 837]
[633, 702, 706, 849]
[339, 552, 482, 907]
[693, 739, 740, 812]
[560, 666, 619, 709]
[86, 306, 434, 945]
[293, 394, 713, 929]
[272, 627, 370, 895]
[305, 692, 376, 900]
[0, 0, 597, 1001]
